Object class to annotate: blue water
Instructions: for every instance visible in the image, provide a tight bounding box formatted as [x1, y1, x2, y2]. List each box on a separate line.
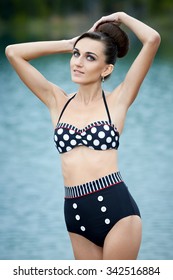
[0, 52, 173, 260]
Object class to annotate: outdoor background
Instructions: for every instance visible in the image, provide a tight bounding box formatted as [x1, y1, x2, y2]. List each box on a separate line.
[0, 0, 173, 260]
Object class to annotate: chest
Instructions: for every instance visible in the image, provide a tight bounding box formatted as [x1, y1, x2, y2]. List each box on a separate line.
[59, 98, 112, 129]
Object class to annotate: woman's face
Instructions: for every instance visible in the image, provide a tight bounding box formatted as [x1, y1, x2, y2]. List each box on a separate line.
[70, 38, 107, 85]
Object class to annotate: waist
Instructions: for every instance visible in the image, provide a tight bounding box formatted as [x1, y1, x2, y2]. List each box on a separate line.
[62, 148, 119, 186]
[64, 171, 123, 199]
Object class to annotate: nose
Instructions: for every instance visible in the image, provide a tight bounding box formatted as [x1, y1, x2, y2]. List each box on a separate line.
[75, 56, 83, 67]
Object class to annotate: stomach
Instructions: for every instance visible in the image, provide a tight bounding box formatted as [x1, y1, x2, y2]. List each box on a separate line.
[60, 147, 119, 186]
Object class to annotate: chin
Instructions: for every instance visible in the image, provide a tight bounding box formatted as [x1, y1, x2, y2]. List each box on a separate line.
[71, 76, 96, 85]
[71, 76, 86, 84]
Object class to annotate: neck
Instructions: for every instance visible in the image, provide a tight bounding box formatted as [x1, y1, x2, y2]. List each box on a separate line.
[76, 83, 103, 105]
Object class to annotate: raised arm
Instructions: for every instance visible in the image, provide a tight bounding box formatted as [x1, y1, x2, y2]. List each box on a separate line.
[93, 12, 161, 109]
[5, 38, 77, 109]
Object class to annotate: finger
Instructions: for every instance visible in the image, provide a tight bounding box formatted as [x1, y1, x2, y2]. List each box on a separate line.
[88, 24, 96, 32]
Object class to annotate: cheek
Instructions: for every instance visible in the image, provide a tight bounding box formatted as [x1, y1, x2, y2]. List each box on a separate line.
[88, 64, 104, 76]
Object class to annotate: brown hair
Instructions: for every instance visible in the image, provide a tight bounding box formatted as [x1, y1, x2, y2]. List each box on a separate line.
[74, 22, 129, 65]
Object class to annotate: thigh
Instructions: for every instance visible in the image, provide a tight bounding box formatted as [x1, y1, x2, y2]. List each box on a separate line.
[103, 216, 142, 260]
[69, 232, 103, 260]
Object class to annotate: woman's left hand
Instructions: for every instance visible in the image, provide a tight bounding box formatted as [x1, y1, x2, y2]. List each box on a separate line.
[89, 12, 123, 32]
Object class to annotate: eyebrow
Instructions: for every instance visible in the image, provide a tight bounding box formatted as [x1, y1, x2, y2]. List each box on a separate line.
[73, 47, 98, 58]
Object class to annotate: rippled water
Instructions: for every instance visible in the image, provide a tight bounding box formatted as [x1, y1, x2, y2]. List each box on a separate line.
[0, 52, 173, 260]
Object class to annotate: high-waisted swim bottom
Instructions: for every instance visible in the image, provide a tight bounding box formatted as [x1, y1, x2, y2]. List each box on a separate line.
[64, 172, 141, 247]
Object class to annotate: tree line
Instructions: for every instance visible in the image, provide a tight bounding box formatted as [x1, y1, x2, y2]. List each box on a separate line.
[0, 0, 172, 49]
[1, 0, 172, 20]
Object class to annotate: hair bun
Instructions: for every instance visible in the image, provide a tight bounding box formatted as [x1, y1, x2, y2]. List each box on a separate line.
[96, 22, 129, 58]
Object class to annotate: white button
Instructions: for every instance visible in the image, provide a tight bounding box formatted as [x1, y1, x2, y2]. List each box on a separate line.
[73, 203, 77, 209]
[98, 196, 103, 202]
[75, 215, 80, 220]
[105, 218, 110, 224]
[80, 226, 86, 231]
[101, 206, 107, 212]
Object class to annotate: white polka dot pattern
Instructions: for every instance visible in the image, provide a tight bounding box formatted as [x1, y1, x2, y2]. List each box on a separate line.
[63, 134, 69, 141]
[57, 128, 63, 135]
[69, 129, 75, 134]
[59, 141, 65, 147]
[70, 140, 77, 146]
[87, 135, 92, 141]
[101, 144, 107, 150]
[93, 139, 100, 146]
[66, 146, 72, 152]
[104, 124, 110, 131]
[98, 131, 105, 138]
[91, 127, 97, 134]
[54, 120, 119, 154]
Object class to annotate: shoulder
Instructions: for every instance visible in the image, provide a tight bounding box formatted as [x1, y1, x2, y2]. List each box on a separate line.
[51, 83, 76, 100]
[50, 82, 77, 112]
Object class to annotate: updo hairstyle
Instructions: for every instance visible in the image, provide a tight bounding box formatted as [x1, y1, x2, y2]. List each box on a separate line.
[74, 22, 129, 79]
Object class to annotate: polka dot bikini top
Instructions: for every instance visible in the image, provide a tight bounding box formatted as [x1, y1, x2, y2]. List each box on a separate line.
[54, 90, 119, 154]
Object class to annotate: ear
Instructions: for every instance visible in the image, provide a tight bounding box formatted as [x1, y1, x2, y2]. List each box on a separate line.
[102, 64, 114, 78]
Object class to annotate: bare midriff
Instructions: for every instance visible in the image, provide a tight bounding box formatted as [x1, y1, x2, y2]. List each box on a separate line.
[60, 146, 119, 186]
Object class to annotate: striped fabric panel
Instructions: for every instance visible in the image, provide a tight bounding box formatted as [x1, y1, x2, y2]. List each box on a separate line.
[65, 172, 123, 199]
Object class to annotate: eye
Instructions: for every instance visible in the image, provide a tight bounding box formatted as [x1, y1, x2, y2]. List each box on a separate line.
[73, 51, 80, 57]
[86, 55, 95, 61]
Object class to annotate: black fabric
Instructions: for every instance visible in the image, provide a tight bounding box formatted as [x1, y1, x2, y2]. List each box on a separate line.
[64, 181, 141, 247]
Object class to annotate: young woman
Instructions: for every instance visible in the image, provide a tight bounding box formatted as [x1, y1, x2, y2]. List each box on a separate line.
[5, 12, 161, 260]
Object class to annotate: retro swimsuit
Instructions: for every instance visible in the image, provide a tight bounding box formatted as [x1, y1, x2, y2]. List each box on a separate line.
[54, 90, 119, 153]
[54, 90, 141, 247]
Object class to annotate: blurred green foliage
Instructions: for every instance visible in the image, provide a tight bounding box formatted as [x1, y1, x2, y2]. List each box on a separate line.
[0, 0, 173, 55]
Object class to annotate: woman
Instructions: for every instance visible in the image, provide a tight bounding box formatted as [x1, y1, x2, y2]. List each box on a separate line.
[5, 12, 160, 260]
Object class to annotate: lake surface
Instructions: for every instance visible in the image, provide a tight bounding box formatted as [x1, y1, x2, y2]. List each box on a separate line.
[0, 50, 173, 260]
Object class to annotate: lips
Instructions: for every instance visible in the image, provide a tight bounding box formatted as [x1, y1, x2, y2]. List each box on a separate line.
[73, 69, 84, 74]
